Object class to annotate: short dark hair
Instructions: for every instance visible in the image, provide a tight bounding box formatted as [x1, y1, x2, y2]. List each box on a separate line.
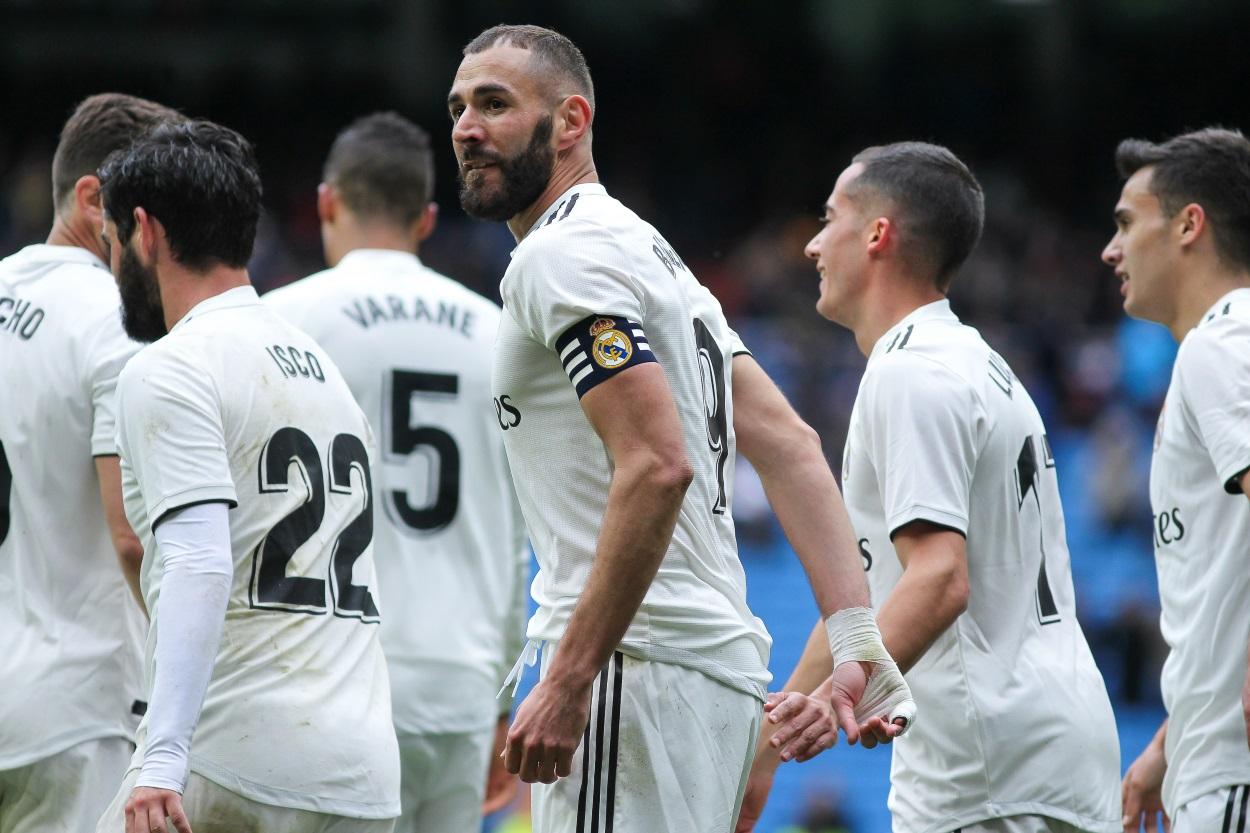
[98, 119, 262, 270]
[1115, 127, 1250, 273]
[848, 142, 985, 292]
[51, 93, 182, 212]
[323, 112, 434, 227]
[464, 24, 595, 111]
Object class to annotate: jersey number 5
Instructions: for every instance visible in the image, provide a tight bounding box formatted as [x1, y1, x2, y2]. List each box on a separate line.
[385, 369, 461, 533]
[251, 427, 379, 622]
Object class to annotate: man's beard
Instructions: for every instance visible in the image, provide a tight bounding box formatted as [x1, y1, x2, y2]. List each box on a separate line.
[458, 115, 555, 222]
[117, 244, 168, 343]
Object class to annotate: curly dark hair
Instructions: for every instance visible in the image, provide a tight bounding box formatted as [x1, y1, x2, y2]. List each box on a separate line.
[98, 119, 262, 270]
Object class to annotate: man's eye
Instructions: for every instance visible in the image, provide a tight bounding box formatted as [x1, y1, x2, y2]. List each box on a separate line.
[487, 99, 506, 111]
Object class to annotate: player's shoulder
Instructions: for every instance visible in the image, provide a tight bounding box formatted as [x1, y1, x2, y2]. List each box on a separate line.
[1178, 304, 1250, 381]
[513, 190, 639, 268]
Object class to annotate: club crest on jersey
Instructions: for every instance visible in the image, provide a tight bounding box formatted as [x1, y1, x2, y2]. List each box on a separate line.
[592, 328, 633, 368]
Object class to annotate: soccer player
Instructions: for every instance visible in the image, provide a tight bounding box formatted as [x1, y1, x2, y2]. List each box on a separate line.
[0, 92, 178, 831]
[764, 142, 1121, 833]
[1106, 128, 1250, 833]
[94, 120, 399, 833]
[448, 24, 913, 832]
[264, 111, 529, 833]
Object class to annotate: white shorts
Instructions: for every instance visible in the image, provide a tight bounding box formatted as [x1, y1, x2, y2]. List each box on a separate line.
[95, 770, 396, 833]
[1172, 784, 1250, 833]
[394, 728, 494, 833]
[532, 648, 761, 833]
[0, 736, 132, 833]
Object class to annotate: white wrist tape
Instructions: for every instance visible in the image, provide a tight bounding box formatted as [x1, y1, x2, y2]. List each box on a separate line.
[825, 606, 917, 733]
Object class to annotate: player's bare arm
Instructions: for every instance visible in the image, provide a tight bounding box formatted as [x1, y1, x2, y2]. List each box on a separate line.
[504, 361, 692, 785]
[876, 522, 969, 673]
[95, 455, 145, 614]
[759, 520, 966, 764]
[1122, 720, 1169, 833]
[731, 354, 911, 831]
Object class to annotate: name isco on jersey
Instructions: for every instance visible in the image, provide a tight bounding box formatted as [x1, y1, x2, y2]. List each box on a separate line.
[265, 344, 326, 383]
[0, 296, 45, 341]
[341, 294, 476, 337]
[1153, 507, 1185, 547]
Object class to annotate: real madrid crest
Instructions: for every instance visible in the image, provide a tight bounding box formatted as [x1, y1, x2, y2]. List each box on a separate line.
[589, 318, 632, 369]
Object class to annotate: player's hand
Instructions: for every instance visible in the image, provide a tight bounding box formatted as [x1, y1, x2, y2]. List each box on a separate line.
[483, 714, 519, 814]
[125, 787, 192, 833]
[504, 677, 592, 784]
[733, 753, 779, 833]
[1121, 741, 1169, 833]
[830, 661, 908, 749]
[764, 691, 837, 762]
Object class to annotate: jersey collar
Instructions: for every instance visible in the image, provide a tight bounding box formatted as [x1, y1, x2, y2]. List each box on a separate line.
[9, 243, 108, 272]
[337, 248, 423, 271]
[867, 298, 957, 363]
[173, 285, 260, 331]
[521, 183, 608, 241]
[1197, 286, 1250, 327]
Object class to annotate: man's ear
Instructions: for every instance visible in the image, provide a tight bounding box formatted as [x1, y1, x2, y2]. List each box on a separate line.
[74, 175, 103, 226]
[132, 206, 164, 263]
[415, 202, 439, 243]
[1176, 202, 1207, 250]
[317, 182, 338, 225]
[866, 217, 894, 257]
[556, 94, 593, 151]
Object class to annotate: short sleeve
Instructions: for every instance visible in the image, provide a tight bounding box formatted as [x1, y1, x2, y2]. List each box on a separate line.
[859, 356, 983, 537]
[115, 348, 238, 528]
[728, 327, 751, 358]
[1178, 327, 1250, 493]
[505, 226, 657, 398]
[83, 307, 142, 457]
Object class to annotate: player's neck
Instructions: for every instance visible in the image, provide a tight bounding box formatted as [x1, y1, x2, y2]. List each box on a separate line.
[331, 229, 420, 265]
[508, 159, 598, 242]
[46, 212, 107, 263]
[853, 276, 944, 357]
[159, 263, 252, 330]
[1169, 264, 1250, 340]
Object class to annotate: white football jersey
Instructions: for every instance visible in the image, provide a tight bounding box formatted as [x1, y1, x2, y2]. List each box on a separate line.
[842, 300, 1119, 833]
[1151, 287, 1250, 814]
[492, 183, 771, 699]
[0, 244, 145, 770]
[115, 286, 399, 818]
[263, 249, 528, 736]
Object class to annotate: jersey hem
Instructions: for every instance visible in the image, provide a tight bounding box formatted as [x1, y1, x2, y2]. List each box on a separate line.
[1220, 460, 1250, 494]
[1166, 771, 1250, 816]
[900, 801, 1120, 833]
[0, 724, 135, 770]
[190, 757, 400, 819]
[886, 505, 969, 539]
[149, 488, 238, 530]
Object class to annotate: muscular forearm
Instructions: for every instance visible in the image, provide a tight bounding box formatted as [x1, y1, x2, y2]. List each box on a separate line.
[752, 438, 870, 615]
[876, 548, 967, 675]
[545, 452, 691, 689]
[733, 354, 869, 616]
